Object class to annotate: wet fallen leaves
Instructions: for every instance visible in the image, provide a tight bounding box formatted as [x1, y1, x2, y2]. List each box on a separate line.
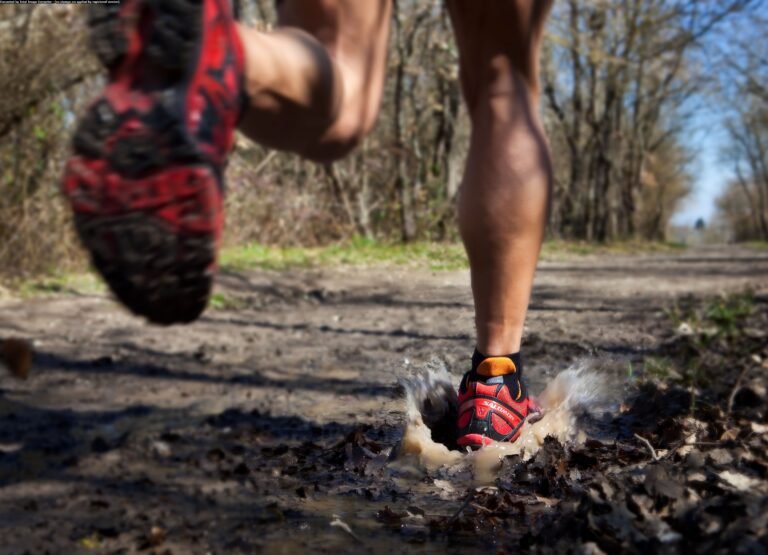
[405, 384, 767, 553]
[415, 294, 768, 553]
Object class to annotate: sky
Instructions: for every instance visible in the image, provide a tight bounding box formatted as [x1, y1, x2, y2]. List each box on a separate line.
[669, 12, 753, 229]
[672, 123, 729, 227]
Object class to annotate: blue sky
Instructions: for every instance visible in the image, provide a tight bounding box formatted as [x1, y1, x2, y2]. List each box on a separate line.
[671, 4, 763, 228]
[672, 124, 729, 227]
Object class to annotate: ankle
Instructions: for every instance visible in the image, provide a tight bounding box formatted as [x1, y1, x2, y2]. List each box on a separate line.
[475, 322, 523, 356]
[472, 348, 522, 375]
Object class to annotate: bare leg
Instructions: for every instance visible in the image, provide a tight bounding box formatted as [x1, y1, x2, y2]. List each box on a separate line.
[236, 0, 392, 162]
[235, 0, 550, 356]
[446, 0, 553, 356]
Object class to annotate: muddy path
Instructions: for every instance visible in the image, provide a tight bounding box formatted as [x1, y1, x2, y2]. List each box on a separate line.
[0, 246, 766, 554]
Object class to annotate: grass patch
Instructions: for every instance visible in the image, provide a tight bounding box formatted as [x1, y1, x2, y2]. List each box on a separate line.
[3, 238, 690, 299]
[78, 532, 103, 550]
[15, 272, 106, 298]
[743, 240, 768, 250]
[221, 238, 687, 272]
[650, 290, 760, 399]
[220, 237, 468, 272]
[209, 291, 245, 310]
[666, 290, 755, 343]
[540, 239, 686, 259]
[643, 356, 682, 381]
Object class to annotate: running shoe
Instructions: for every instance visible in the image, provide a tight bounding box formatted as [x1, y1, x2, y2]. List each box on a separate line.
[456, 356, 539, 447]
[61, 0, 244, 324]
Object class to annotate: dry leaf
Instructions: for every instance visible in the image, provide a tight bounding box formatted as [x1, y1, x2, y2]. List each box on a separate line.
[0, 338, 33, 380]
[718, 471, 760, 491]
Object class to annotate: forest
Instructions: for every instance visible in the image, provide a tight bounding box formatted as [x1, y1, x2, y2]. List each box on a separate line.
[0, 0, 766, 275]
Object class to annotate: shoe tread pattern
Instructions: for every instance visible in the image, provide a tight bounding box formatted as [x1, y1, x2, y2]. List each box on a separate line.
[66, 0, 217, 325]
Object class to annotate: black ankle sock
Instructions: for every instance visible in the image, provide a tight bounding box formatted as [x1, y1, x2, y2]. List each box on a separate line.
[471, 348, 523, 375]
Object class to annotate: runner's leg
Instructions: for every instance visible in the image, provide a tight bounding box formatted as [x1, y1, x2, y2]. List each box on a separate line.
[447, 0, 553, 356]
[236, 0, 392, 162]
[63, 0, 391, 324]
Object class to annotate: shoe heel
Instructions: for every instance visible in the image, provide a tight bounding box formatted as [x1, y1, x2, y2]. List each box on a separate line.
[88, 0, 205, 78]
[146, 0, 204, 76]
[88, 4, 128, 70]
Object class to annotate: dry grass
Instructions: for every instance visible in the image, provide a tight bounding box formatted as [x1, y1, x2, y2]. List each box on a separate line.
[0, 6, 98, 281]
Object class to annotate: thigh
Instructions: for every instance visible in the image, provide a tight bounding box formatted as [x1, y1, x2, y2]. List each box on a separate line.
[445, 0, 552, 109]
[277, 0, 392, 136]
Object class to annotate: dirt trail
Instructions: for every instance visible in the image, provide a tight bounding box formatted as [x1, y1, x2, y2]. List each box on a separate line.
[0, 246, 766, 554]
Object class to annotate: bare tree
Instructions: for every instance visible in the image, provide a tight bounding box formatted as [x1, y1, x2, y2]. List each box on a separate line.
[543, 0, 753, 241]
[714, 11, 768, 241]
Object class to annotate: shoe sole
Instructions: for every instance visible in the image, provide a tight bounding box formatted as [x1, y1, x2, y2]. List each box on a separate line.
[456, 433, 492, 448]
[456, 431, 522, 449]
[62, 0, 219, 325]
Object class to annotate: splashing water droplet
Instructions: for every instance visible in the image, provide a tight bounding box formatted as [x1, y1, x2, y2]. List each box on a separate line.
[397, 358, 615, 484]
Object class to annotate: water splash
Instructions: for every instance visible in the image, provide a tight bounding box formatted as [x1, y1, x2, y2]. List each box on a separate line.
[397, 359, 614, 483]
[400, 361, 463, 469]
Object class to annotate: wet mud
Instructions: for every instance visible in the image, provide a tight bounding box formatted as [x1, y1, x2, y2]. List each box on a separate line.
[0, 246, 766, 554]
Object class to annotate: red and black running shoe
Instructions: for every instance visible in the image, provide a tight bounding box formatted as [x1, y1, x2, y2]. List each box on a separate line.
[456, 356, 540, 448]
[61, 0, 244, 324]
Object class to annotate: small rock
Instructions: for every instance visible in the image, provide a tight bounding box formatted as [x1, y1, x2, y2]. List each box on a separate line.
[703, 517, 722, 535]
[147, 525, 166, 547]
[152, 441, 172, 458]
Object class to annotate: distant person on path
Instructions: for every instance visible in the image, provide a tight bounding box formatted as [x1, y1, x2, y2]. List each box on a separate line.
[62, 0, 553, 447]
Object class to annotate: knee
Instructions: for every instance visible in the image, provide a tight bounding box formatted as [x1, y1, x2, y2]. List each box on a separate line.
[450, 1, 552, 117]
[462, 66, 539, 126]
[299, 109, 375, 163]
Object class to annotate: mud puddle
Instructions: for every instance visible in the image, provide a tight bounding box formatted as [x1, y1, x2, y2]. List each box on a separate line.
[236, 358, 626, 550]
